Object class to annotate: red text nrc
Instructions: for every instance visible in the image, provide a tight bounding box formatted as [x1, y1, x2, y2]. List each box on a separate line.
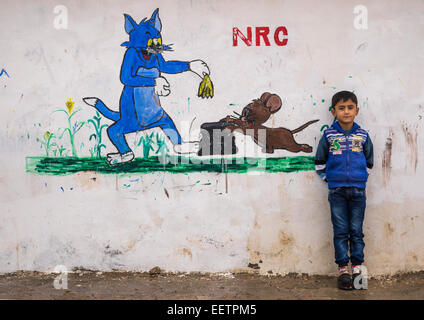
[233, 26, 288, 46]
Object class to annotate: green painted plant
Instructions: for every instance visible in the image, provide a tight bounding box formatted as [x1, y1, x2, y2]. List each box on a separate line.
[36, 131, 56, 156]
[155, 132, 169, 163]
[88, 111, 108, 159]
[89, 147, 95, 158]
[55, 98, 85, 157]
[55, 144, 68, 157]
[137, 132, 155, 158]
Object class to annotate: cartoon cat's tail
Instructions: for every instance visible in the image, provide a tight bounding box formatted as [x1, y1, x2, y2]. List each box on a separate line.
[83, 97, 120, 121]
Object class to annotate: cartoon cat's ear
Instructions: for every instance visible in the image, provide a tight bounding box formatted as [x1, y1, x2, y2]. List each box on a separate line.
[124, 14, 137, 34]
[149, 8, 162, 32]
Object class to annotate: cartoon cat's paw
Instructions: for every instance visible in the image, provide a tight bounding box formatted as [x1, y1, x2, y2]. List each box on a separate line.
[106, 151, 135, 165]
[173, 142, 200, 154]
[82, 97, 99, 107]
[189, 60, 210, 79]
[155, 77, 170, 96]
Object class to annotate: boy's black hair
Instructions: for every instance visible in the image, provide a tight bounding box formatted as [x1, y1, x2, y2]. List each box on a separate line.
[331, 91, 358, 109]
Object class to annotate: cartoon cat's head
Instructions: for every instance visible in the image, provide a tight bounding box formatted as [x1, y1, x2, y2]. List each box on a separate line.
[121, 9, 172, 53]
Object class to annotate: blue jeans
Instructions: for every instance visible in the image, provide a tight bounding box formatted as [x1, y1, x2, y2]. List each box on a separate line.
[328, 187, 366, 266]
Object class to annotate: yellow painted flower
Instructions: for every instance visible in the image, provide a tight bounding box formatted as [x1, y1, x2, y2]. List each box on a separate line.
[66, 98, 75, 114]
[44, 131, 51, 140]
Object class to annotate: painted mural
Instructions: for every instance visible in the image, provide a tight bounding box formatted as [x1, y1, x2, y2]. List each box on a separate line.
[215, 93, 318, 154]
[83, 9, 212, 165]
[25, 8, 319, 176]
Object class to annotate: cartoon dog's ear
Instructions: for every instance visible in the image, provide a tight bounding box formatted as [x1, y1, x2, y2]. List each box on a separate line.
[148, 8, 162, 32]
[266, 94, 282, 114]
[124, 14, 137, 34]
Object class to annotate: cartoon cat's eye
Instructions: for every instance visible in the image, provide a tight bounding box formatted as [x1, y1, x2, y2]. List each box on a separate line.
[158, 38, 162, 45]
[148, 39, 153, 47]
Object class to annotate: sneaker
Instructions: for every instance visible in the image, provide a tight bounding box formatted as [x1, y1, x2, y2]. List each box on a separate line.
[352, 264, 361, 275]
[352, 264, 366, 289]
[337, 265, 352, 290]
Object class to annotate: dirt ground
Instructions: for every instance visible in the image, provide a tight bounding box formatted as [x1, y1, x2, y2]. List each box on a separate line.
[0, 270, 423, 300]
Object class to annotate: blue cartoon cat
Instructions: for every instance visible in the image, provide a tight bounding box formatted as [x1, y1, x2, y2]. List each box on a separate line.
[83, 9, 210, 165]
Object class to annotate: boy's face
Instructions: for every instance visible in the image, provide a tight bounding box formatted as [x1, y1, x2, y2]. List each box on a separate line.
[331, 98, 358, 126]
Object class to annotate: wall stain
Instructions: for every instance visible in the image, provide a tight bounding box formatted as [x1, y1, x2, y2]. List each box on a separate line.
[15, 244, 19, 270]
[382, 129, 393, 186]
[127, 238, 137, 250]
[73, 172, 101, 190]
[104, 244, 122, 257]
[175, 247, 193, 260]
[279, 230, 294, 247]
[247, 210, 296, 272]
[385, 222, 395, 237]
[199, 236, 226, 249]
[401, 123, 418, 173]
[149, 211, 164, 229]
[355, 42, 368, 53]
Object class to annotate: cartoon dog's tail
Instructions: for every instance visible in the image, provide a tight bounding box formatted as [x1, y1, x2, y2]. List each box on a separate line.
[82, 97, 120, 121]
[291, 119, 319, 134]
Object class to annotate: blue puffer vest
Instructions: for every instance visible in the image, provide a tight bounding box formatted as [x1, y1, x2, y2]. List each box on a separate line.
[324, 122, 369, 189]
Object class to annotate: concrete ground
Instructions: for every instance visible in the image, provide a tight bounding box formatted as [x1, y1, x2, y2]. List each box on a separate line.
[0, 270, 423, 300]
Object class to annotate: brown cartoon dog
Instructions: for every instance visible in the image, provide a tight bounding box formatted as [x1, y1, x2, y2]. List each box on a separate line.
[220, 92, 319, 153]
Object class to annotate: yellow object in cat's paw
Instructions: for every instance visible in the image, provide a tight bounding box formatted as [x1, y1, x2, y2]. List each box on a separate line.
[197, 74, 214, 99]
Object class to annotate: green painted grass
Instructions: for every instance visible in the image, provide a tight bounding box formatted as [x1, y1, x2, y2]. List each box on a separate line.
[25, 156, 315, 176]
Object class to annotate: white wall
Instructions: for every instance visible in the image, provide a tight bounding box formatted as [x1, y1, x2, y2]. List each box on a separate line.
[0, 0, 423, 276]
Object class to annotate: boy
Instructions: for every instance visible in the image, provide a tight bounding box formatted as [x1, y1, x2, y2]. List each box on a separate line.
[315, 91, 373, 290]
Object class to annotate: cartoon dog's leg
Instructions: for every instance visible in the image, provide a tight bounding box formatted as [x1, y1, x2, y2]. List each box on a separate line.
[106, 120, 136, 165]
[154, 113, 199, 154]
